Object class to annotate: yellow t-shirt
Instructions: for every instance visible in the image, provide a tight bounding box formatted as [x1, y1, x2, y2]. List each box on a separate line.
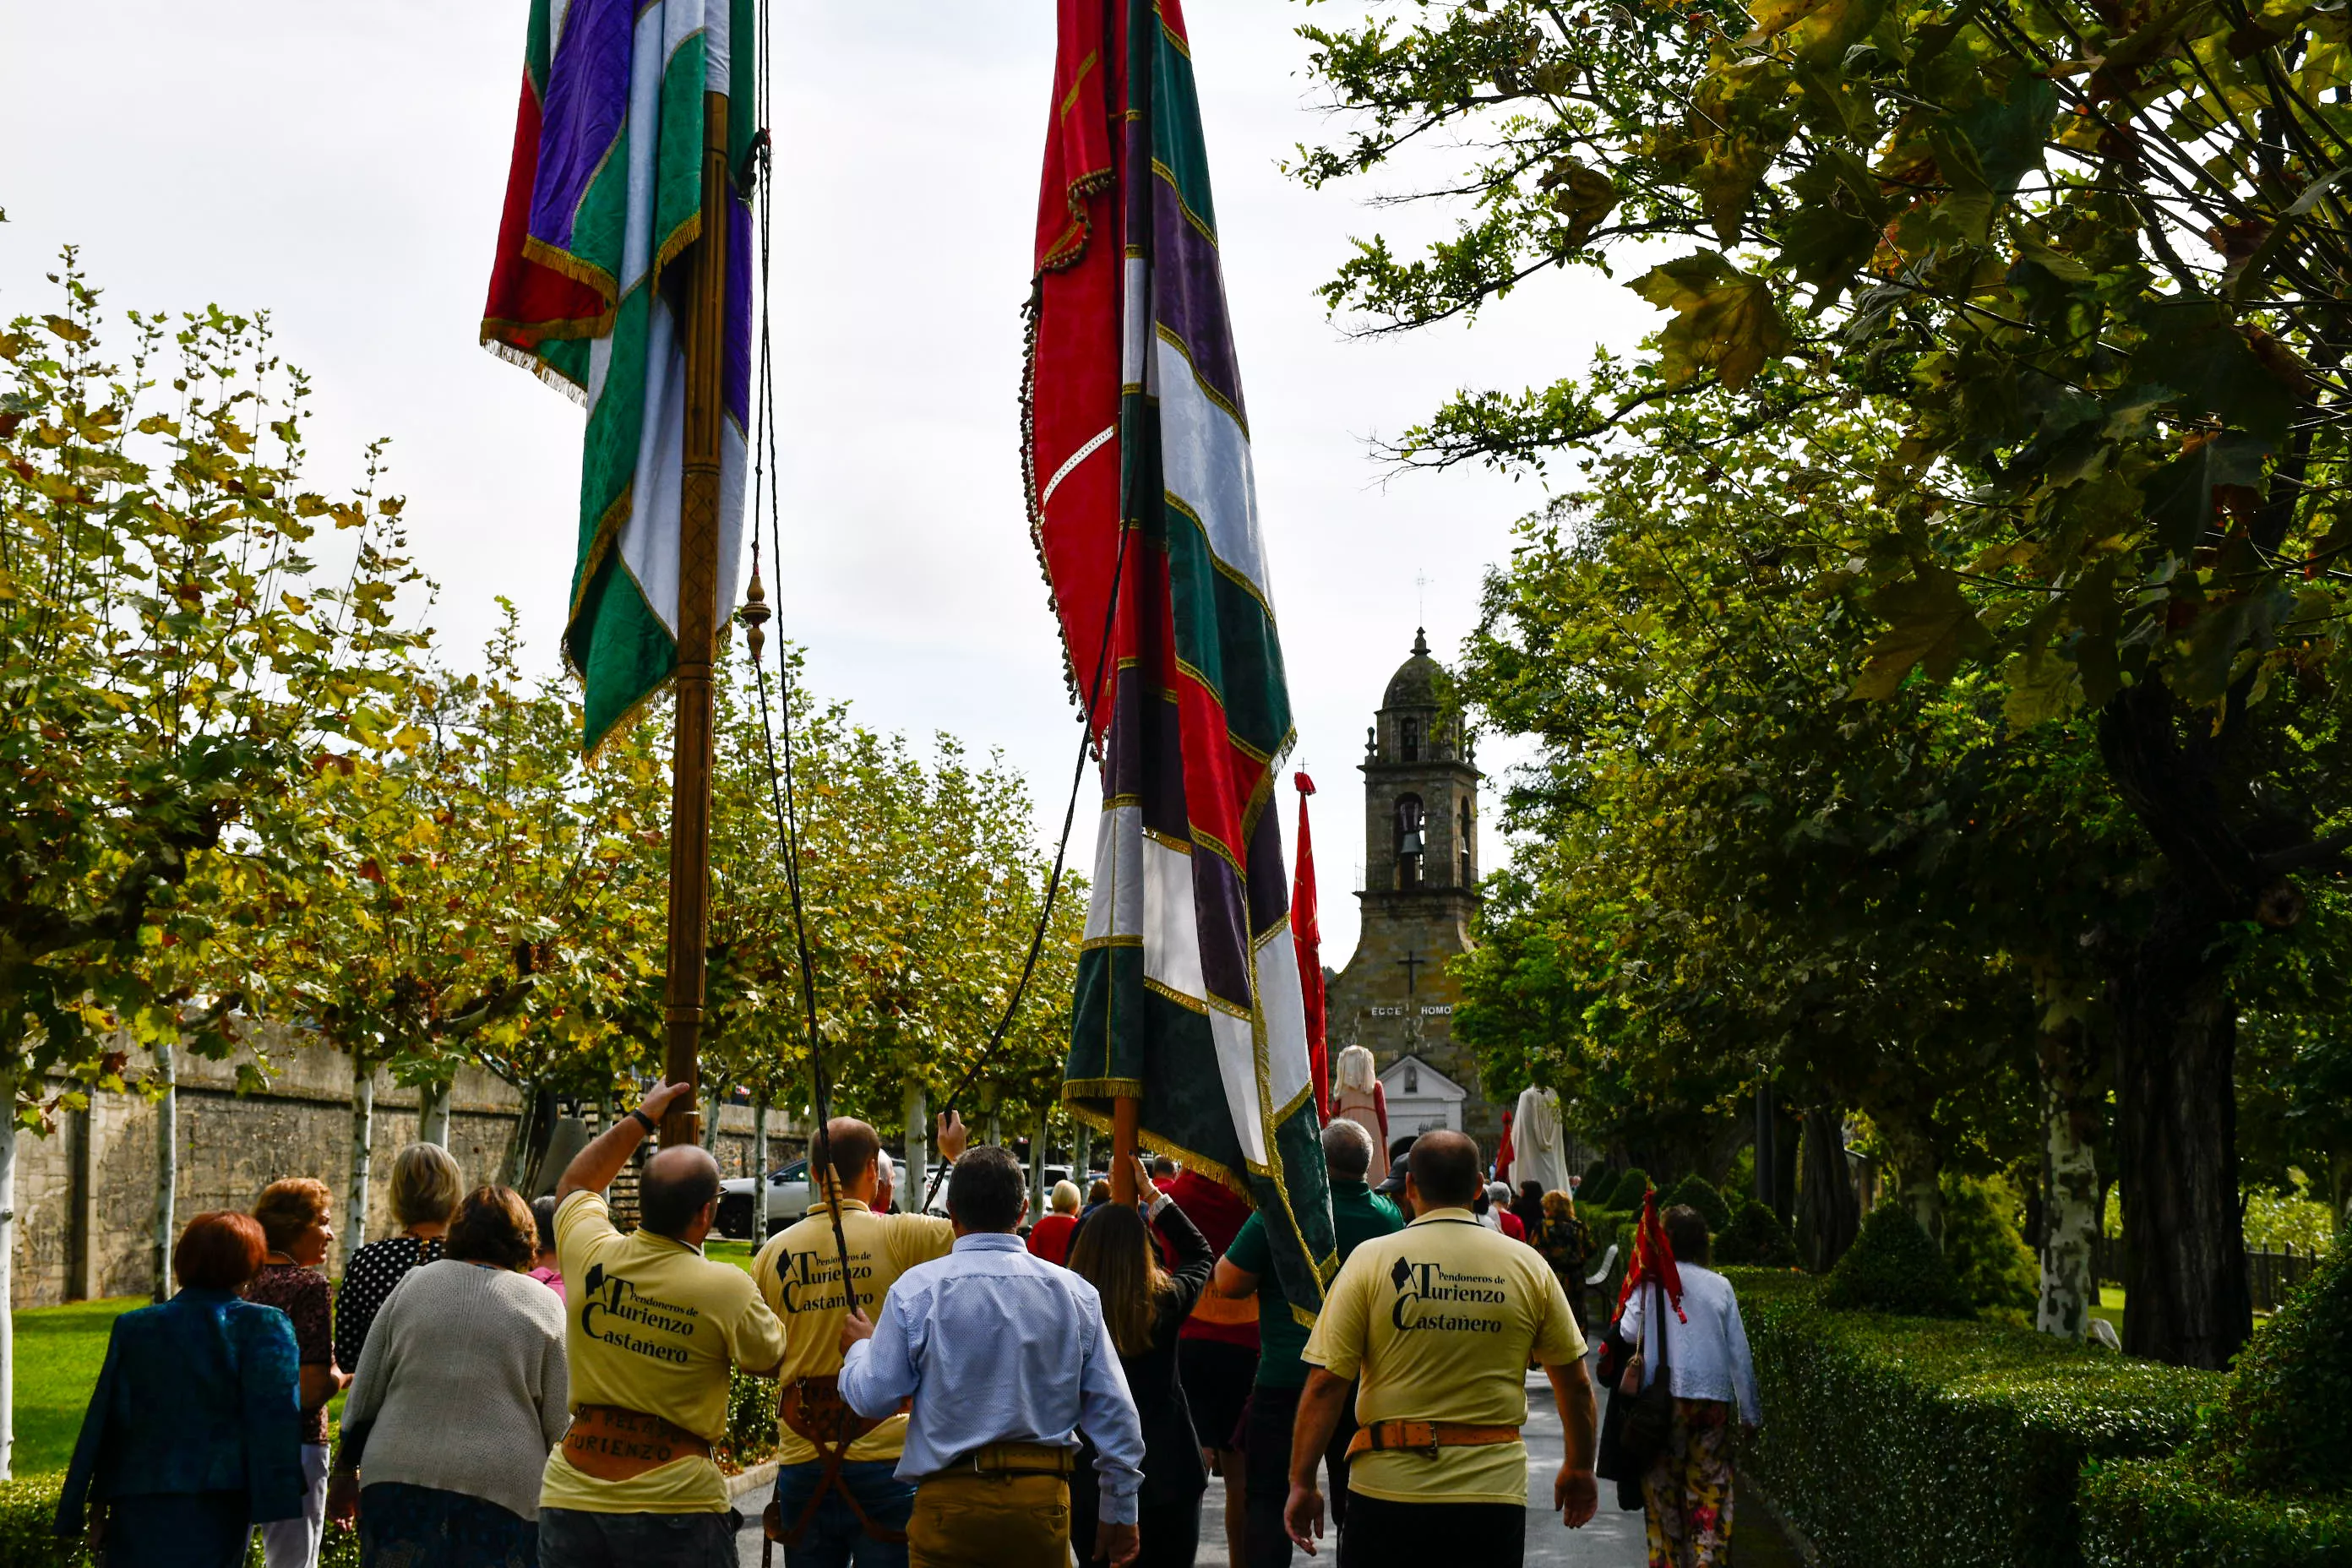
[751, 1200, 955, 1466]
[1302, 1207, 1587, 1506]
[539, 1190, 789, 1515]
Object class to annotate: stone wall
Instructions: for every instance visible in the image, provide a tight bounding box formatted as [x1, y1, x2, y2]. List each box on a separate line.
[14, 1028, 798, 1308]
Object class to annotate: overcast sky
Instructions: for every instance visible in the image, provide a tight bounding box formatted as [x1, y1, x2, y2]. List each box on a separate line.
[1, 1, 1654, 966]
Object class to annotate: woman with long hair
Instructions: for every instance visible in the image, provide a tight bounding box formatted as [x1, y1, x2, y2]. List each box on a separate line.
[329, 1186, 568, 1568]
[1064, 1157, 1214, 1567]
[56, 1212, 307, 1566]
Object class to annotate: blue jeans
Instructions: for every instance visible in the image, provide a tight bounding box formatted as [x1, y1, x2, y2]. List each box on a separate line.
[771, 1459, 917, 1568]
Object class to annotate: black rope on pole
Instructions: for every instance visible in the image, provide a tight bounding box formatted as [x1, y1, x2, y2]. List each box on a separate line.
[738, 0, 1128, 1229]
[741, 11, 857, 1311]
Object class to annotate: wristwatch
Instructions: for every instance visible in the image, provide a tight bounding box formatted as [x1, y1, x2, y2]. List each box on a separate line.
[630, 1108, 661, 1135]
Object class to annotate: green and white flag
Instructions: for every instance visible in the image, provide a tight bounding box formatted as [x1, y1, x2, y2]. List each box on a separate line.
[480, 0, 756, 754]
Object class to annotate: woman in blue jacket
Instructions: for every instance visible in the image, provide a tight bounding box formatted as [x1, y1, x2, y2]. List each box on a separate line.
[57, 1211, 308, 1566]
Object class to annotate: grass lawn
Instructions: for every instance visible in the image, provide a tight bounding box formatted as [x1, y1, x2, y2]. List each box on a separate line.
[707, 1239, 758, 1277]
[2090, 1285, 2125, 1337]
[14, 1297, 144, 1476]
[14, 1295, 354, 1480]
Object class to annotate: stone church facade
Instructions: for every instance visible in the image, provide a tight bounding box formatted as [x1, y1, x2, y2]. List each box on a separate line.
[1323, 631, 1503, 1157]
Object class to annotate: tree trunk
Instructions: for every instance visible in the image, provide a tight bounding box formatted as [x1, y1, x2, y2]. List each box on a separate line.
[2110, 885, 2251, 1368]
[981, 1085, 1001, 1149]
[1074, 1123, 1092, 1189]
[500, 1089, 535, 1188]
[2095, 679, 2268, 1368]
[903, 1080, 929, 1214]
[0, 1064, 19, 1478]
[1796, 1108, 1859, 1273]
[1769, 1104, 1801, 1224]
[1753, 1084, 1775, 1206]
[700, 1082, 724, 1160]
[1877, 1113, 1944, 1246]
[416, 1079, 451, 1147]
[347, 1061, 375, 1271]
[753, 1093, 770, 1238]
[2037, 1029, 2101, 1339]
[1027, 1110, 1048, 1223]
[153, 1042, 177, 1302]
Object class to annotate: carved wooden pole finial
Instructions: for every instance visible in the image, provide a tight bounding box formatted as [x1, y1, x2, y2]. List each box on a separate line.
[738, 563, 772, 666]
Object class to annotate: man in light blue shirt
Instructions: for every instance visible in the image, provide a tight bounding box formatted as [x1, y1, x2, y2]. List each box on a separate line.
[839, 1145, 1145, 1568]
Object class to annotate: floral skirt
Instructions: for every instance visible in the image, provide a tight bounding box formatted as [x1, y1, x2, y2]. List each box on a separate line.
[1640, 1397, 1734, 1568]
[358, 1481, 536, 1568]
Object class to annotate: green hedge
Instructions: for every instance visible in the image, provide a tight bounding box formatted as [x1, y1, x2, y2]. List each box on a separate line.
[1716, 1196, 1800, 1267]
[0, 1481, 76, 1568]
[0, 1369, 782, 1568]
[2079, 1456, 2352, 1568]
[0, 1482, 368, 1568]
[1663, 1173, 1733, 1233]
[1729, 1270, 2219, 1568]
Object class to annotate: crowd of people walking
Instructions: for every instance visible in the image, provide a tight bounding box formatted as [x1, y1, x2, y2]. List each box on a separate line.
[55, 1078, 1757, 1568]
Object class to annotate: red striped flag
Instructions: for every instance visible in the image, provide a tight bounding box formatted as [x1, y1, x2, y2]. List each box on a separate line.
[1029, 0, 1337, 1308]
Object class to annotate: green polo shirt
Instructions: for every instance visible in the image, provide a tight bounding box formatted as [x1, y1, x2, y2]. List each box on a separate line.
[1227, 1179, 1404, 1390]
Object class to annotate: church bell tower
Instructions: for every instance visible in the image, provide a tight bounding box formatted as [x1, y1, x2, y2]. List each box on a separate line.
[1325, 629, 1497, 1154]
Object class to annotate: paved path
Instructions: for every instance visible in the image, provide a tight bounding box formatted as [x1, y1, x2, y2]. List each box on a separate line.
[741, 1361, 1650, 1567]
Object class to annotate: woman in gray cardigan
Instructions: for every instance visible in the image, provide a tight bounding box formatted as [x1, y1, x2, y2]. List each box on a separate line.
[329, 1186, 569, 1568]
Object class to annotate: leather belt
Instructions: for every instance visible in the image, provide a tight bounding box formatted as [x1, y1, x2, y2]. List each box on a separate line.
[560, 1403, 711, 1482]
[769, 1377, 904, 1549]
[925, 1442, 1076, 1480]
[1346, 1419, 1521, 1459]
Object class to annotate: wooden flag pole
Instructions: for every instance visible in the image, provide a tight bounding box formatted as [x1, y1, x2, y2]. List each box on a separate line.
[1111, 1095, 1139, 1204]
[661, 88, 732, 1148]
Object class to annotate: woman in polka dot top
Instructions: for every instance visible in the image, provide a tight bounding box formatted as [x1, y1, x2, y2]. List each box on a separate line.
[334, 1142, 461, 1371]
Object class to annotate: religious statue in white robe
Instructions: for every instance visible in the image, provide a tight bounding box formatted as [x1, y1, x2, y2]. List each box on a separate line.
[1511, 1085, 1572, 1195]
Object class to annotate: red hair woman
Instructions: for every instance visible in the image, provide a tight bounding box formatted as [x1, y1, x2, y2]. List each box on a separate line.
[56, 1212, 308, 1565]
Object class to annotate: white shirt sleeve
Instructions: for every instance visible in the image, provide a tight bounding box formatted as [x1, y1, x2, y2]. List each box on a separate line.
[1724, 1288, 1761, 1426]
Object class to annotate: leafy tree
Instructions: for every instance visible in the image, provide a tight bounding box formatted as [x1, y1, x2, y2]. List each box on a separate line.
[421, 612, 670, 1184]
[1448, 384, 2129, 1325]
[261, 607, 674, 1254]
[0, 260, 422, 1470]
[1293, 0, 2352, 1368]
[699, 650, 1085, 1205]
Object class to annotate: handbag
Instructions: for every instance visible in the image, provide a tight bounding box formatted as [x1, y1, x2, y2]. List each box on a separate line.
[1591, 1315, 1637, 1484]
[1614, 1279, 1676, 1473]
